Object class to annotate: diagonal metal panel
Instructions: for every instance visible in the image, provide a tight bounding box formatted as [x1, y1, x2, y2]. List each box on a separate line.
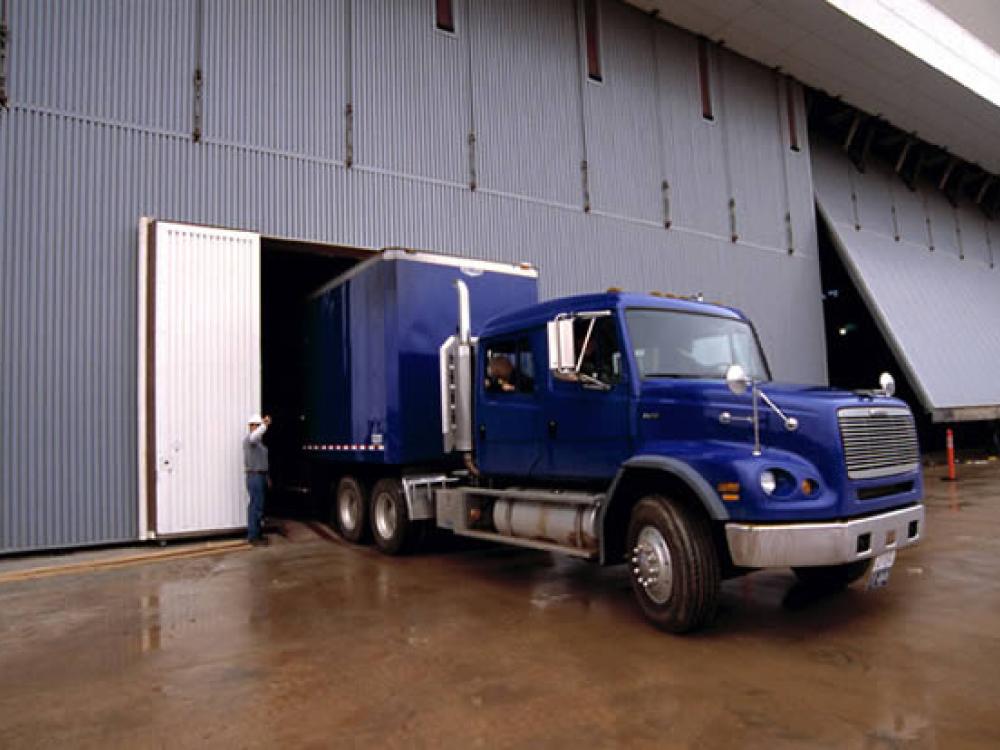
[813, 140, 1000, 420]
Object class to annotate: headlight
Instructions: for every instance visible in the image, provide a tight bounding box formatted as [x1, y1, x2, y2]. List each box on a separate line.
[759, 470, 777, 495]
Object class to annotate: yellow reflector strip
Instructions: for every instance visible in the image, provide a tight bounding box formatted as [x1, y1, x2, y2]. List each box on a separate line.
[721, 493, 740, 502]
[717, 482, 740, 493]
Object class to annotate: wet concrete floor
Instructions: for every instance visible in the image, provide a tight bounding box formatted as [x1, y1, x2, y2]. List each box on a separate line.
[2, 465, 999, 748]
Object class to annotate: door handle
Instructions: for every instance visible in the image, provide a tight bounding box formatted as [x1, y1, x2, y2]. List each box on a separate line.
[548, 420, 558, 438]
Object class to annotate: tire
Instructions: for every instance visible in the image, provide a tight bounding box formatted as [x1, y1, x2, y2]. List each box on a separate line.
[626, 495, 720, 634]
[369, 477, 414, 556]
[334, 476, 370, 544]
[793, 560, 871, 590]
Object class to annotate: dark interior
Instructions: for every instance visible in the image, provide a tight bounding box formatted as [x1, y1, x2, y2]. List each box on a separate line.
[260, 238, 367, 515]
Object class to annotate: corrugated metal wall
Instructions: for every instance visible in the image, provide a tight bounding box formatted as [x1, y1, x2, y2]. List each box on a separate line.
[0, 0, 825, 553]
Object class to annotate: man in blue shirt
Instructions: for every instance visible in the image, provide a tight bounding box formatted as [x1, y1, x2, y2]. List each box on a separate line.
[243, 413, 271, 545]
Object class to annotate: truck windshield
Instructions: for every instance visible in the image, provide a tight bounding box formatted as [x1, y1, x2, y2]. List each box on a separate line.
[625, 308, 770, 381]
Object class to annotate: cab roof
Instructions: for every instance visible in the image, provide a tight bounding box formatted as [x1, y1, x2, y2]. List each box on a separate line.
[478, 291, 747, 339]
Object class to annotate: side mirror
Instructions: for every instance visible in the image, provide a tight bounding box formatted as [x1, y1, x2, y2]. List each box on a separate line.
[546, 318, 576, 373]
[879, 372, 896, 397]
[725, 364, 750, 396]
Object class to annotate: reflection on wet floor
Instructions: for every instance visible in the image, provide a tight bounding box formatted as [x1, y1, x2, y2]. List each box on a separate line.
[1, 465, 1000, 748]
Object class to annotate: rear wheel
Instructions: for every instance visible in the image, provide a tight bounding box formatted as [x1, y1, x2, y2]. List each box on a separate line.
[370, 478, 415, 555]
[792, 560, 871, 590]
[626, 495, 720, 633]
[335, 476, 369, 544]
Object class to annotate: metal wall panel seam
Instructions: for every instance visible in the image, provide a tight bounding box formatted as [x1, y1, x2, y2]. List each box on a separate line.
[715, 45, 736, 242]
[1, 0, 8, 108]
[464, 0, 477, 190]
[0, 111, 8, 544]
[344, 0, 353, 167]
[192, 0, 204, 142]
[986, 217, 995, 269]
[8, 102, 191, 141]
[648, 12, 669, 228]
[774, 73, 793, 254]
[921, 189, 935, 251]
[572, 0, 591, 212]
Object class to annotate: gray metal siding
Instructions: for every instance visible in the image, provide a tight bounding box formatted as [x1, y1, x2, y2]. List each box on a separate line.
[721, 52, 787, 252]
[355, 0, 469, 185]
[1, 0, 825, 553]
[652, 23, 728, 238]
[2, 110, 139, 552]
[10, 0, 195, 134]
[203, 0, 347, 159]
[582, 0, 661, 223]
[470, 0, 582, 206]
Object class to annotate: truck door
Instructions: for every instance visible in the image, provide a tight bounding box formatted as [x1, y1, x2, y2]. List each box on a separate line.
[543, 315, 632, 481]
[475, 334, 545, 477]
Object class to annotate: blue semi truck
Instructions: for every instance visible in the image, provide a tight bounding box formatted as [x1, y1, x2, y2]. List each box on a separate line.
[302, 248, 924, 632]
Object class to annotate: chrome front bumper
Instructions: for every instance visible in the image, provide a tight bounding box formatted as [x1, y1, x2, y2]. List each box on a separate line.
[725, 504, 925, 568]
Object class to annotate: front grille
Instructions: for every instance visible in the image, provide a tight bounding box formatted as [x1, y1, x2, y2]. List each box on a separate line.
[838, 407, 920, 480]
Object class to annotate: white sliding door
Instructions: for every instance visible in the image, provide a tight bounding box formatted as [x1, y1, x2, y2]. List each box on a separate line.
[139, 220, 261, 537]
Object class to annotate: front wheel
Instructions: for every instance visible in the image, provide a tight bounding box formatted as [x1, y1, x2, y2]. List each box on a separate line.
[792, 560, 871, 590]
[626, 495, 720, 633]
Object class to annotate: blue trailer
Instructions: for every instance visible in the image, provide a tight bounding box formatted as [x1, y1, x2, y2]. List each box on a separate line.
[302, 248, 925, 632]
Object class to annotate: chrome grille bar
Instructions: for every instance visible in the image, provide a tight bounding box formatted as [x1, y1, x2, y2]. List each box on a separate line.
[838, 406, 920, 480]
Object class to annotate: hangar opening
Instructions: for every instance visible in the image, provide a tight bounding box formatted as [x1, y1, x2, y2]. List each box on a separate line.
[138, 220, 370, 540]
[260, 237, 370, 519]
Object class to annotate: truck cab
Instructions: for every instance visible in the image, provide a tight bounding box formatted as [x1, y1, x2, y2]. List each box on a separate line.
[440, 289, 924, 631]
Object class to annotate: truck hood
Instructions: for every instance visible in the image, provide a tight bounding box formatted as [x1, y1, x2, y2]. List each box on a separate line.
[636, 379, 903, 418]
[634, 378, 922, 519]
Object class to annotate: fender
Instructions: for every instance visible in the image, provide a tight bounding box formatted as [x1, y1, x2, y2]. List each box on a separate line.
[599, 455, 729, 564]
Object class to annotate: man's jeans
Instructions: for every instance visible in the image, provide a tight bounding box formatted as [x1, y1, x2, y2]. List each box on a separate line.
[246, 473, 266, 541]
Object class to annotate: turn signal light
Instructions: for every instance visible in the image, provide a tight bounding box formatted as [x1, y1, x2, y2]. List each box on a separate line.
[717, 481, 740, 502]
[802, 478, 818, 496]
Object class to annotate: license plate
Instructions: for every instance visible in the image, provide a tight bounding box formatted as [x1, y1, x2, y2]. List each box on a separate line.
[867, 550, 896, 589]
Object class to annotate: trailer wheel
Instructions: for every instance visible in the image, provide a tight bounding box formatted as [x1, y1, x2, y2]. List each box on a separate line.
[792, 560, 871, 590]
[335, 476, 370, 544]
[370, 478, 413, 555]
[626, 495, 720, 633]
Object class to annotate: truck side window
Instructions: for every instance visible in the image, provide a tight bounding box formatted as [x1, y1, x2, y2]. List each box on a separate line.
[574, 317, 622, 384]
[485, 339, 534, 394]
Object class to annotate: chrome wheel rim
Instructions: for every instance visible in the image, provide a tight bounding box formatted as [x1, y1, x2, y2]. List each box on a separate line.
[632, 525, 674, 604]
[374, 491, 397, 541]
[338, 488, 359, 531]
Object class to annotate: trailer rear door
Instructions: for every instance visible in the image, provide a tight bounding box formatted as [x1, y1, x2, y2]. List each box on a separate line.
[138, 219, 261, 538]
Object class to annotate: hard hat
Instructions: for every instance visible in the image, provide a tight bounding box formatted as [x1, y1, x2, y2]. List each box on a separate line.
[248, 413, 263, 424]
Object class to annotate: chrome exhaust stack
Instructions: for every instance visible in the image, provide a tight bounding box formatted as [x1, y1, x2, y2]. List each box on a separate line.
[440, 280, 474, 459]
